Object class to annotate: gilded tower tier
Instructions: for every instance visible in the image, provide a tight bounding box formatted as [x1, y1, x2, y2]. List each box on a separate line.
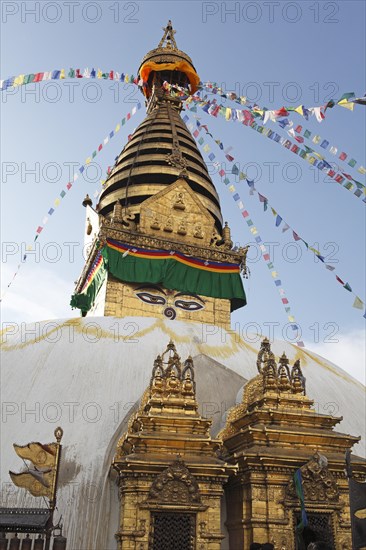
[97, 94, 223, 232]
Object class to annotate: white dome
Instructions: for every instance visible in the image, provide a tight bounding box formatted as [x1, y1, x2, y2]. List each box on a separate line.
[1, 316, 364, 549]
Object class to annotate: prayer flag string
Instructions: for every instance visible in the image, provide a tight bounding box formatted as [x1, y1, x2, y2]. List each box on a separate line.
[184, 111, 305, 347]
[0, 102, 142, 303]
[0, 68, 142, 90]
[187, 96, 366, 203]
[188, 110, 365, 315]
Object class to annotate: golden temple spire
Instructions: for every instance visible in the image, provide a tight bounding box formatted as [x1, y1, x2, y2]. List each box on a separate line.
[72, 23, 248, 323]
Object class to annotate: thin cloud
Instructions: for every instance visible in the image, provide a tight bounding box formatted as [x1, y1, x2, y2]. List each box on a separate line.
[306, 330, 366, 385]
[1, 263, 78, 324]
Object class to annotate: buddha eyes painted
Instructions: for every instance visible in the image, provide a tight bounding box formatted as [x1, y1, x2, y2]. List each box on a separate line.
[136, 292, 166, 305]
[134, 285, 205, 314]
[174, 299, 203, 311]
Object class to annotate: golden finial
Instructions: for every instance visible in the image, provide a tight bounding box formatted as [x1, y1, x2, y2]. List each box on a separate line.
[278, 353, 291, 391]
[158, 20, 178, 49]
[82, 194, 92, 208]
[54, 427, 63, 443]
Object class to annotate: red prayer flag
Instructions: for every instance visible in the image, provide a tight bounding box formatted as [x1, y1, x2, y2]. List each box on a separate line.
[336, 276, 345, 285]
[295, 125, 302, 133]
[33, 73, 44, 82]
[293, 231, 300, 241]
[219, 169, 225, 177]
[36, 226, 43, 234]
[109, 71, 114, 80]
[282, 298, 289, 304]
[98, 144, 103, 151]
[328, 169, 336, 178]
[242, 211, 249, 218]
[126, 113, 131, 120]
[66, 183, 72, 190]
[339, 152, 347, 161]
[275, 107, 289, 117]
[295, 136, 304, 143]
[76, 69, 82, 78]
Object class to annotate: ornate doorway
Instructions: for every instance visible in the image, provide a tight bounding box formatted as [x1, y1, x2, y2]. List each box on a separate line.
[150, 512, 195, 550]
[295, 512, 335, 549]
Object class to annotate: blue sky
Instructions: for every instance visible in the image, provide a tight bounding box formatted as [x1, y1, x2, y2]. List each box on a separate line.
[1, 1, 365, 381]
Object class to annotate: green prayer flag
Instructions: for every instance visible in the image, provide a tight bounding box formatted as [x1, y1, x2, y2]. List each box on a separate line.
[24, 74, 35, 85]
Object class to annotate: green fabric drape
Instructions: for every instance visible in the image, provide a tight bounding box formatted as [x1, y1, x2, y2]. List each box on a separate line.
[102, 245, 246, 311]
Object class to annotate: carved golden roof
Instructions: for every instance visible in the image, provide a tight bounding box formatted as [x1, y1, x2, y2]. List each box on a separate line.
[113, 341, 235, 476]
[220, 338, 361, 458]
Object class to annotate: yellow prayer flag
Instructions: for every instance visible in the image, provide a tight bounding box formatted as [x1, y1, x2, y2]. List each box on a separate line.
[54, 198, 61, 207]
[353, 296, 364, 310]
[312, 135, 321, 144]
[14, 75, 25, 86]
[115, 124, 121, 133]
[338, 99, 355, 110]
[97, 69, 102, 79]
[225, 108, 232, 121]
[294, 105, 304, 116]
[357, 166, 366, 174]
[85, 157, 91, 165]
[271, 271, 277, 278]
[288, 315, 295, 322]
[252, 229, 258, 235]
[228, 185, 235, 193]
[313, 151, 324, 160]
[309, 247, 320, 255]
[124, 74, 129, 83]
[60, 69, 65, 79]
